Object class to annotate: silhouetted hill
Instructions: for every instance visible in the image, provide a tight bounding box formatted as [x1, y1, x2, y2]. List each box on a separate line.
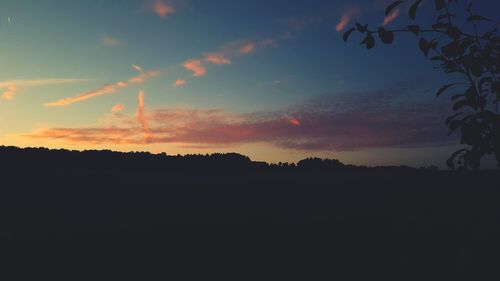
[0, 145, 499, 279]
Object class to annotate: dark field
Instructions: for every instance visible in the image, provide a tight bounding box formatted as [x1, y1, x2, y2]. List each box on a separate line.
[1, 146, 499, 279]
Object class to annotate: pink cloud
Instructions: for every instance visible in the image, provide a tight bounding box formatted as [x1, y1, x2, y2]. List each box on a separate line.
[288, 117, 301, 126]
[336, 7, 360, 32]
[239, 42, 256, 54]
[383, 8, 400, 26]
[183, 59, 207, 77]
[173, 79, 187, 87]
[26, 85, 453, 151]
[150, 0, 175, 19]
[111, 104, 125, 113]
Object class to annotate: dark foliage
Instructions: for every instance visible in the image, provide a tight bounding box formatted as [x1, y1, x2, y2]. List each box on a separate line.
[344, 0, 500, 170]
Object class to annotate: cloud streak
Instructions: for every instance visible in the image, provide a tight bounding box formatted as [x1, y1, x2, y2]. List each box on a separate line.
[111, 104, 125, 113]
[0, 78, 85, 101]
[45, 70, 159, 107]
[45, 81, 128, 107]
[136, 90, 151, 140]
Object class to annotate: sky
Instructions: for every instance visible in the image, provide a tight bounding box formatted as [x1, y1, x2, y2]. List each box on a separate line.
[0, 0, 498, 167]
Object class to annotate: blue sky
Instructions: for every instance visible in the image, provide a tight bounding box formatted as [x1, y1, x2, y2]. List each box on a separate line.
[0, 0, 498, 167]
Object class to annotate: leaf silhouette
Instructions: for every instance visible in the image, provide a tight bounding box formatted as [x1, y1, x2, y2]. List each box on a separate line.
[385, 1, 404, 16]
[409, 0, 424, 20]
[435, 0, 445, 10]
[343, 28, 356, 42]
[378, 28, 395, 44]
[436, 83, 456, 97]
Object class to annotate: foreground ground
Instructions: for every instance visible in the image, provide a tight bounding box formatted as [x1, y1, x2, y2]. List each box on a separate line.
[0, 146, 499, 279]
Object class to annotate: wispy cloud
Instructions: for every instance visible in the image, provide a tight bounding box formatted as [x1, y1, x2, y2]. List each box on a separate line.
[173, 79, 187, 87]
[383, 8, 400, 26]
[100, 34, 122, 47]
[45, 82, 128, 107]
[204, 53, 232, 65]
[132, 64, 143, 73]
[111, 104, 125, 113]
[26, 84, 454, 151]
[129, 70, 161, 83]
[150, 0, 176, 19]
[0, 79, 86, 88]
[183, 38, 278, 78]
[0, 78, 85, 101]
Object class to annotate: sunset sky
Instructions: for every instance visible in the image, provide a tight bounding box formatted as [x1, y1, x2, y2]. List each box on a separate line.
[0, 0, 498, 167]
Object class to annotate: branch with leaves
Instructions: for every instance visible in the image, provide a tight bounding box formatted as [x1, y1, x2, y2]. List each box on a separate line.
[344, 0, 500, 170]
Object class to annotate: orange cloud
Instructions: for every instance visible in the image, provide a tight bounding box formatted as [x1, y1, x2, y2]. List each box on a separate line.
[0, 78, 84, 101]
[44, 68, 158, 107]
[2, 84, 17, 100]
[151, 0, 175, 19]
[24, 127, 140, 145]
[173, 79, 187, 87]
[204, 53, 232, 65]
[183, 59, 207, 77]
[383, 8, 400, 26]
[111, 104, 125, 113]
[181, 37, 282, 79]
[100, 34, 122, 47]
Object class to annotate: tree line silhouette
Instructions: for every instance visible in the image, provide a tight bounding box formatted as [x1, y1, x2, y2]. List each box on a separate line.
[0, 145, 440, 174]
[0, 144, 499, 277]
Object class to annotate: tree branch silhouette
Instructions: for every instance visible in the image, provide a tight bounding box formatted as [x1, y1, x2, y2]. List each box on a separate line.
[344, 0, 500, 170]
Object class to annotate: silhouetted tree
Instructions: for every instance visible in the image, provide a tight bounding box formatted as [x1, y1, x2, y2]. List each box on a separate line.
[344, 0, 500, 170]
